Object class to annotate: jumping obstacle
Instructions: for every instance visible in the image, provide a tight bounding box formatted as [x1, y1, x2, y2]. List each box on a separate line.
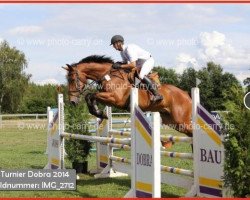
[45, 88, 161, 198]
[45, 108, 131, 154]
[88, 87, 225, 197]
[45, 87, 225, 197]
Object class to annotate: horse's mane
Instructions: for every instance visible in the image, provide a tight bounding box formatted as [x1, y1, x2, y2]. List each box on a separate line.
[78, 55, 114, 64]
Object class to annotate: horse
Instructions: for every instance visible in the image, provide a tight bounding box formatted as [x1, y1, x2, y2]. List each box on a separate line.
[63, 55, 193, 146]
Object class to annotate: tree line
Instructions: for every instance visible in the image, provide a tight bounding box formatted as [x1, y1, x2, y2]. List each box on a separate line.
[1, 40, 249, 114]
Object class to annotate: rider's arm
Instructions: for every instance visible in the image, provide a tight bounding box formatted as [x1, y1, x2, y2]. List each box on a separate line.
[121, 61, 136, 70]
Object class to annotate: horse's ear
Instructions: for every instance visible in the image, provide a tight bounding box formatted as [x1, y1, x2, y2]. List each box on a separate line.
[62, 64, 73, 71]
[66, 64, 74, 70]
[62, 66, 69, 71]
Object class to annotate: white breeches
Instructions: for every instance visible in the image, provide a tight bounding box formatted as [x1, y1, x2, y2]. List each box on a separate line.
[138, 57, 155, 79]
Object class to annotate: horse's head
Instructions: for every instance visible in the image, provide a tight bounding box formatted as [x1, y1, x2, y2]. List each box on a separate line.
[63, 55, 115, 105]
[63, 63, 87, 105]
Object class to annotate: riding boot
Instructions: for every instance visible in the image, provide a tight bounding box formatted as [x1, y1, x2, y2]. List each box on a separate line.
[142, 76, 163, 102]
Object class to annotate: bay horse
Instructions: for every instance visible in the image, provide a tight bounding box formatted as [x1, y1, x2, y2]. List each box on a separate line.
[63, 55, 193, 144]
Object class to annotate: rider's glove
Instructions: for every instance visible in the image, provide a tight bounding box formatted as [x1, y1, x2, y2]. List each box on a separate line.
[112, 63, 122, 69]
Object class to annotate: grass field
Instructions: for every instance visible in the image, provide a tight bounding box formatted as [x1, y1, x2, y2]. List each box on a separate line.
[0, 118, 193, 198]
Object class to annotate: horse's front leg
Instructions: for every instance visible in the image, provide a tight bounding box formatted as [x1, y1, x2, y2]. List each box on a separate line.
[84, 92, 115, 119]
[92, 91, 122, 118]
[85, 93, 98, 117]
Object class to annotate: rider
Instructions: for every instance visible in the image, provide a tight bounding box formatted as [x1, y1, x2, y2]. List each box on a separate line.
[110, 35, 163, 102]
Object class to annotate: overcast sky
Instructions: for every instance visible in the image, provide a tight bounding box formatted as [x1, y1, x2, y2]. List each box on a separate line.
[0, 4, 250, 85]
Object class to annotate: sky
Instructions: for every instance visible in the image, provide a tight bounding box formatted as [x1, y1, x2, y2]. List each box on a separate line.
[0, 4, 250, 85]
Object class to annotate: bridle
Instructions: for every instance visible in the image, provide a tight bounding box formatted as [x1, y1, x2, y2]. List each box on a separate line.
[68, 69, 87, 97]
[68, 67, 98, 98]
[68, 64, 127, 98]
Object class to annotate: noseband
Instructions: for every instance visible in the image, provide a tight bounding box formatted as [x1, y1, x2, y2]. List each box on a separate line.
[68, 69, 85, 97]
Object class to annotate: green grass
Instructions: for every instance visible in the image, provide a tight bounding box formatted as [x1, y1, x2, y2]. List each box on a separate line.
[0, 119, 193, 197]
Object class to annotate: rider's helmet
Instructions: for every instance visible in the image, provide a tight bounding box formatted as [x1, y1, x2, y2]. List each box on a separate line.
[110, 35, 124, 45]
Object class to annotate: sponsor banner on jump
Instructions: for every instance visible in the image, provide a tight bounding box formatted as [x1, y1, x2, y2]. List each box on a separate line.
[134, 107, 153, 197]
[195, 104, 224, 197]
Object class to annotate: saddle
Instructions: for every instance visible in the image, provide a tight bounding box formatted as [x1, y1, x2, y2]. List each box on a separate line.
[127, 68, 161, 88]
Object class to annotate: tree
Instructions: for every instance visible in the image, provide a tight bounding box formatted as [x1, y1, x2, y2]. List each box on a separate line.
[0, 40, 30, 113]
[179, 67, 197, 94]
[222, 84, 250, 197]
[197, 62, 241, 111]
[153, 66, 180, 85]
[243, 77, 250, 93]
[64, 100, 92, 166]
[19, 83, 58, 113]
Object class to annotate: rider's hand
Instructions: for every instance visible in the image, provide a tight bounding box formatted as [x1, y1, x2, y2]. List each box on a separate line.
[112, 63, 122, 69]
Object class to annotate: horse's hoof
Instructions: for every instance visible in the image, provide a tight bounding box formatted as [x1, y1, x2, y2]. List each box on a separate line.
[102, 113, 108, 119]
[161, 141, 173, 149]
[97, 118, 104, 125]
